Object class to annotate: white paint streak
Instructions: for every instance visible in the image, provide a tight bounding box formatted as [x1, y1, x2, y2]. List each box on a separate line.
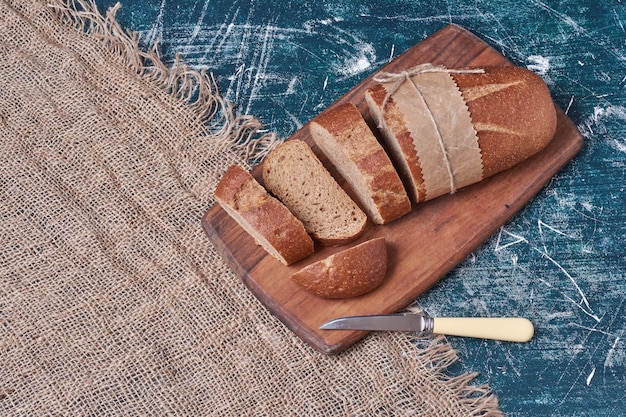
[389, 44, 395, 62]
[285, 77, 298, 95]
[565, 95, 574, 115]
[538, 219, 576, 255]
[208, 11, 240, 63]
[533, 247, 599, 322]
[493, 211, 606, 326]
[319, 17, 345, 26]
[586, 367, 596, 386]
[342, 56, 371, 76]
[284, 110, 303, 130]
[177, 13, 381, 120]
[188, 0, 210, 44]
[537, 277, 600, 322]
[613, 8, 625, 34]
[505, 350, 522, 378]
[570, 322, 616, 338]
[494, 227, 528, 252]
[360, 13, 486, 23]
[145, 0, 166, 48]
[538, 219, 571, 238]
[226, 63, 246, 104]
[244, 23, 275, 115]
[532, 0, 626, 63]
[323, 23, 376, 81]
[604, 337, 621, 368]
[578, 105, 626, 153]
[527, 55, 551, 76]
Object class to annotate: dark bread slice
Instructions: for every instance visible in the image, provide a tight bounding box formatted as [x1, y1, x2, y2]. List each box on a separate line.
[215, 164, 314, 265]
[310, 102, 411, 224]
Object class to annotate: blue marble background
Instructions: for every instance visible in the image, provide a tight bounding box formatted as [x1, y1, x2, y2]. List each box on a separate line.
[95, 1, 626, 415]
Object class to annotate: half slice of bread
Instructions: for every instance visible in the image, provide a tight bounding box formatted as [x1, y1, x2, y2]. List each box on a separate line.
[262, 139, 367, 246]
[310, 102, 412, 224]
[290, 237, 387, 299]
[215, 164, 314, 265]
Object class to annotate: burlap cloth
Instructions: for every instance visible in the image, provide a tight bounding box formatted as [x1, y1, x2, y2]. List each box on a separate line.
[0, 1, 503, 415]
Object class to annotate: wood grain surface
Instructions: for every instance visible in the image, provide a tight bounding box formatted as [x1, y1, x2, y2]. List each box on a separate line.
[202, 24, 583, 354]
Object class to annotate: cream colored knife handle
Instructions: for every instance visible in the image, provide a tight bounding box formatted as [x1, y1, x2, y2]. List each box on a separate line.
[432, 317, 534, 342]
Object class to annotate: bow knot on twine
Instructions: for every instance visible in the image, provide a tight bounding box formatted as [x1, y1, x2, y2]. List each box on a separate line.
[372, 63, 484, 195]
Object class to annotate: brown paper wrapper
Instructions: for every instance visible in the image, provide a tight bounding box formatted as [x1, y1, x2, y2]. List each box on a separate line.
[378, 70, 483, 201]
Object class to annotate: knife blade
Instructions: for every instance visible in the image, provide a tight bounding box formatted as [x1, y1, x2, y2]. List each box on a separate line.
[319, 313, 534, 342]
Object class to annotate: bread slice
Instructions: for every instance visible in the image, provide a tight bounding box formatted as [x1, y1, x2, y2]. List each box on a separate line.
[291, 237, 387, 298]
[262, 139, 367, 246]
[366, 65, 557, 202]
[214, 164, 314, 265]
[310, 102, 412, 224]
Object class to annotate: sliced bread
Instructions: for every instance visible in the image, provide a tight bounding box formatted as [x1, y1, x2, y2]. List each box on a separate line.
[290, 237, 387, 299]
[262, 139, 367, 246]
[214, 164, 314, 265]
[310, 102, 412, 224]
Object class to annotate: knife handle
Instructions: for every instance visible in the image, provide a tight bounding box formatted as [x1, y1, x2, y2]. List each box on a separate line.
[432, 317, 534, 342]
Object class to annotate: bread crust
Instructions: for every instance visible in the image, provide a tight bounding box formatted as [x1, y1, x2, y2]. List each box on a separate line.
[290, 237, 387, 298]
[215, 165, 314, 265]
[366, 65, 557, 202]
[366, 84, 427, 202]
[310, 103, 412, 224]
[451, 66, 558, 177]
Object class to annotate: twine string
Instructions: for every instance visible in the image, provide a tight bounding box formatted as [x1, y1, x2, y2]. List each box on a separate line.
[374, 63, 484, 194]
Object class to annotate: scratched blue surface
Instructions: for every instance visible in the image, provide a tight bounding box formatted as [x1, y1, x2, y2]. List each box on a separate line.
[95, 1, 626, 415]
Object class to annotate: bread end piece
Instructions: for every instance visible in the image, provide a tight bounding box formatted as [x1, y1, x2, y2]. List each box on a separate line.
[310, 102, 412, 224]
[215, 165, 314, 265]
[291, 237, 387, 299]
[452, 65, 558, 177]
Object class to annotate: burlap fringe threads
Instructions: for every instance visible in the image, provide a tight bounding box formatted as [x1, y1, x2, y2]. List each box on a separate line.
[48, 0, 279, 165]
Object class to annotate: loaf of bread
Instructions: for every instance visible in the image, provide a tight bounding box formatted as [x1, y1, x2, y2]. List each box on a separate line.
[262, 139, 367, 246]
[366, 65, 557, 202]
[290, 237, 387, 298]
[310, 102, 412, 224]
[214, 164, 314, 265]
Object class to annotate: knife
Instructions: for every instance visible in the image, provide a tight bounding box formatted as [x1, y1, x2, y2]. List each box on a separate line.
[319, 313, 534, 342]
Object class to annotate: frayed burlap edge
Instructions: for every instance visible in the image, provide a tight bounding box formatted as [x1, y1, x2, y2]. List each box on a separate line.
[48, 0, 280, 166]
[36, 1, 504, 415]
[405, 305, 502, 416]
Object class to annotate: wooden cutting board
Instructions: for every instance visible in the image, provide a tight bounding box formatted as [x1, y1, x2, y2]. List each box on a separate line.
[202, 24, 583, 355]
